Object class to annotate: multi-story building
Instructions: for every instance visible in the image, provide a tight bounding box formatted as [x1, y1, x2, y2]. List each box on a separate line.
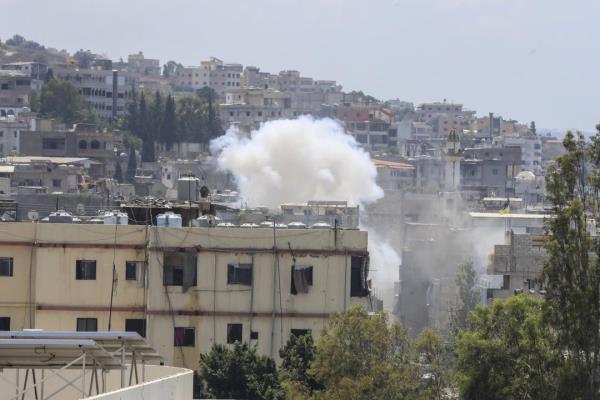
[0, 117, 27, 155]
[127, 51, 161, 76]
[416, 101, 476, 138]
[0, 221, 371, 370]
[173, 66, 204, 91]
[200, 57, 243, 97]
[52, 63, 136, 120]
[0, 70, 38, 117]
[461, 146, 522, 197]
[503, 135, 542, 174]
[220, 88, 294, 131]
[1, 61, 48, 80]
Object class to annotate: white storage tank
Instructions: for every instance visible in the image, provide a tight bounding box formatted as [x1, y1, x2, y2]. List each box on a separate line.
[102, 211, 129, 225]
[157, 211, 182, 228]
[195, 215, 221, 227]
[177, 176, 200, 202]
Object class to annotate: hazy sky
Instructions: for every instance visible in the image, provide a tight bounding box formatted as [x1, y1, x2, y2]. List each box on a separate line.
[2, 0, 599, 131]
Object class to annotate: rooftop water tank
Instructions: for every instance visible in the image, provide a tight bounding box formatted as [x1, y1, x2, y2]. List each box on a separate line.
[156, 211, 182, 228]
[287, 222, 307, 229]
[177, 176, 200, 202]
[311, 221, 332, 229]
[102, 211, 129, 225]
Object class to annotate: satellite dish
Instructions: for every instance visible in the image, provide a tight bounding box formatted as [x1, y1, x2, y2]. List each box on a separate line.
[200, 186, 209, 198]
[27, 210, 39, 221]
[76, 203, 85, 215]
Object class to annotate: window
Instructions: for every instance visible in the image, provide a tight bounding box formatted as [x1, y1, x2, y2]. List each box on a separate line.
[125, 261, 143, 280]
[492, 168, 499, 175]
[250, 331, 259, 340]
[291, 329, 311, 337]
[227, 264, 252, 285]
[163, 252, 197, 288]
[502, 275, 510, 290]
[227, 323, 242, 344]
[90, 140, 100, 149]
[350, 256, 369, 297]
[174, 327, 195, 346]
[0, 257, 13, 276]
[291, 265, 313, 294]
[125, 319, 146, 337]
[77, 318, 98, 332]
[79, 140, 87, 149]
[76, 260, 96, 280]
[0, 317, 10, 330]
[52, 179, 61, 188]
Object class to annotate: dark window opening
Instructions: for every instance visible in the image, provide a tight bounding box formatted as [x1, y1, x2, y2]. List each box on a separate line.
[227, 323, 243, 344]
[125, 318, 146, 337]
[502, 274, 510, 290]
[291, 329, 311, 338]
[291, 265, 313, 294]
[0, 317, 10, 331]
[350, 255, 369, 297]
[76, 260, 96, 280]
[77, 318, 98, 332]
[0, 257, 13, 276]
[126, 261, 141, 280]
[163, 252, 197, 289]
[174, 327, 195, 346]
[227, 263, 252, 286]
[250, 331, 259, 340]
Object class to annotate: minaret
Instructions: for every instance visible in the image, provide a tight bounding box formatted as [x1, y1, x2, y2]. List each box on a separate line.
[444, 129, 461, 191]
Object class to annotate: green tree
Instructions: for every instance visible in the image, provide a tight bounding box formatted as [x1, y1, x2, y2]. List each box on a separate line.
[197, 86, 222, 139]
[113, 160, 123, 183]
[160, 94, 177, 150]
[310, 306, 421, 400]
[530, 120, 537, 135]
[125, 145, 137, 183]
[39, 79, 85, 124]
[29, 91, 40, 113]
[544, 129, 600, 399]
[138, 93, 155, 162]
[456, 296, 558, 400]
[415, 329, 447, 400]
[279, 333, 322, 396]
[450, 260, 480, 335]
[148, 90, 163, 155]
[176, 96, 206, 143]
[199, 342, 284, 400]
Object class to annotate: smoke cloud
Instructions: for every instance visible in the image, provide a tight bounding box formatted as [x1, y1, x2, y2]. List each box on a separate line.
[210, 117, 383, 208]
[211, 117, 398, 308]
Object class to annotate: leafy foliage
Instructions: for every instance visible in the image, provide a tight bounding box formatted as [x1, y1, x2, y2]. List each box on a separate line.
[279, 333, 322, 395]
[457, 296, 558, 400]
[39, 79, 85, 124]
[450, 260, 480, 335]
[544, 129, 600, 399]
[309, 306, 422, 400]
[199, 342, 284, 400]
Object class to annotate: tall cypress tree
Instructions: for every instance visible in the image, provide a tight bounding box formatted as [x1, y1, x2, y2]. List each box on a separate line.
[127, 86, 138, 136]
[139, 92, 155, 162]
[161, 94, 177, 151]
[126, 145, 137, 183]
[113, 160, 123, 183]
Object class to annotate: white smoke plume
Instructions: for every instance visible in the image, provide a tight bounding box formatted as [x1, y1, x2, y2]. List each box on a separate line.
[211, 117, 399, 308]
[210, 117, 383, 208]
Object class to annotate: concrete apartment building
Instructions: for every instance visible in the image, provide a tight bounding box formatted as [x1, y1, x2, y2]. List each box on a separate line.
[503, 135, 543, 174]
[220, 88, 294, 131]
[52, 63, 135, 120]
[0, 70, 40, 117]
[127, 51, 161, 76]
[1, 61, 48, 80]
[416, 101, 476, 138]
[0, 222, 371, 370]
[0, 117, 27, 155]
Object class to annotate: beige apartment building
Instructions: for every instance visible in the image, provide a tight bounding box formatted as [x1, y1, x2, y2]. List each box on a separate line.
[0, 222, 370, 370]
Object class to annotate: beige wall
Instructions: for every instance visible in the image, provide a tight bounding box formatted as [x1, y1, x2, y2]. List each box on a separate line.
[0, 223, 370, 370]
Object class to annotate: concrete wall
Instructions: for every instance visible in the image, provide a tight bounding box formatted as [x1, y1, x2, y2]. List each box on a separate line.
[0, 365, 193, 400]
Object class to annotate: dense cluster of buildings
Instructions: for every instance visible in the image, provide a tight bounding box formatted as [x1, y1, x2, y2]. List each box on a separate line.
[0, 42, 570, 391]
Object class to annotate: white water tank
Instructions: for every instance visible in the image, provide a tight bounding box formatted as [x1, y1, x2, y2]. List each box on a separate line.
[177, 176, 200, 202]
[157, 211, 182, 228]
[48, 210, 74, 224]
[102, 211, 129, 225]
